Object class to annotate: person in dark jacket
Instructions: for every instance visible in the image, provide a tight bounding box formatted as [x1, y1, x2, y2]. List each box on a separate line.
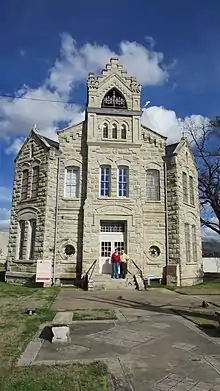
[111, 248, 120, 279]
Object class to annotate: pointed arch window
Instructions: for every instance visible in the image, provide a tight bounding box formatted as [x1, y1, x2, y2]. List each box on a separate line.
[101, 88, 127, 109]
[112, 124, 117, 139]
[121, 124, 127, 140]
[146, 169, 160, 201]
[103, 123, 108, 139]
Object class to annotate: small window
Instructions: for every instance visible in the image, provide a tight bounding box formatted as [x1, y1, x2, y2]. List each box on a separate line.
[29, 219, 36, 259]
[185, 223, 190, 263]
[30, 144, 34, 159]
[112, 124, 117, 139]
[117, 166, 129, 197]
[192, 225, 197, 262]
[21, 169, 29, 200]
[146, 169, 160, 201]
[121, 124, 126, 140]
[65, 167, 80, 198]
[182, 172, 188, 203]
[189, 176, 194, 205]
[100, 166, 110, 196]
[18, 220, 25, 260]
[103, 123, 108, 139]
[31, 166, 39, 198]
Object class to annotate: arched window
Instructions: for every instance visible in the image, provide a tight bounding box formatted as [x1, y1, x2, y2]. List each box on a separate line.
[103, 123, 108, 139]
[31, 166, 39, 198]
[121, 124, 126, 140]
[146, 169, 160, 201]
[65, 167, 80, 198]
[101, 88, 127, 109]
[112, 124, 117, 139]
[21, 169, 29, 200]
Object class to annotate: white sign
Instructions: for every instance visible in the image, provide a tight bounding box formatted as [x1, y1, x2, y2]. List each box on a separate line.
[145, 274, 155, 279]
[36, 260, 52, 283]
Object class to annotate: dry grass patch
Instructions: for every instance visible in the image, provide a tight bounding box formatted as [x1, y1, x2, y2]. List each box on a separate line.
[173, 305, 220, 332]
[73, 308, 117, 321]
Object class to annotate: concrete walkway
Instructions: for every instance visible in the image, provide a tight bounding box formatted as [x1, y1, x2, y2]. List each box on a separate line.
[16, 289, 216, 390]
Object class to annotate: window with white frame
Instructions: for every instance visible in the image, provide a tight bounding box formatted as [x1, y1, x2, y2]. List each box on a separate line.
[121, 124, 126, 140]
[117, 166, 128, 197]
[112, 124, 117, 139]
[103, 123, 108, 139]
[100, 166, 110, 196]
[146, 169, 160, 201]
[65, 167, 80, 198]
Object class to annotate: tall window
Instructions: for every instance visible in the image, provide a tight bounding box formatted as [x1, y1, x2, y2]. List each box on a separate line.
[31, 166, 39, 198]
[100, 166, 110, 196]
[182, 172, 188, 203]
[146, 169, 160, 201]
[185, 223, 190, 263]
[189, 176, 194, 205]
[29, 219, 37, 259]
[121, 124, 126, 140]
[18, 220, 25, 260]
[192, 225, 197, 262]
[103, 123, 108, 139]
[65, 167, 80, 197]
[21, 169, 29, 200]
[112, 124, 117, 139]
[117, 166, 128, 197]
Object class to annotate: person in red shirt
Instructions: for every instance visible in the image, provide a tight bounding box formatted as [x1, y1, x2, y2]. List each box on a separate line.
[111, 248, 121, 279]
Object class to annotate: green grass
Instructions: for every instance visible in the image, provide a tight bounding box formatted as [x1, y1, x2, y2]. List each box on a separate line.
[73, 308, 117, 321]
[0, 283, 111, 390]
[0, 361, 109, 391]
[174, 282, 220, 295]
[0, 283, 59, 372]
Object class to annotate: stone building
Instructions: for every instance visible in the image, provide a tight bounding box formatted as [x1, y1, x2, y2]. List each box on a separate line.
[6, 58, 203, 287]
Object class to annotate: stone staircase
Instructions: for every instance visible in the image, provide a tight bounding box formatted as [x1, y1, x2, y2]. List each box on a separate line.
[87, 273, 145, 291]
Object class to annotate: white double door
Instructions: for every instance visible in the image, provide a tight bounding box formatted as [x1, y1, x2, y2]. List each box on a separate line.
[99, 222, 125, 274]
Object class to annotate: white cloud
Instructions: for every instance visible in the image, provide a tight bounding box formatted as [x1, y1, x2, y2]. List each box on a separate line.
[141, 106, 209, 144]
[5, 137, 24, 155]
[0, 33, 170, 150]
[0, 208, 10, 232]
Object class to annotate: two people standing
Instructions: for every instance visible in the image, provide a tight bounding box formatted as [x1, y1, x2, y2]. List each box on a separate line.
[111, 248, 129, 279]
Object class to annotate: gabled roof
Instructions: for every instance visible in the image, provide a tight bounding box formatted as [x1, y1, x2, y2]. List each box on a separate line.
[14, 129, 59, 162]
[141, 123, 167, 140]
[57, 120, 85, 134]
[35, 132, 59, 149]
[165, 142, 179, 157]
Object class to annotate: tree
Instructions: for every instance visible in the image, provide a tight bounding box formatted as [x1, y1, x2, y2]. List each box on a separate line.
[183, 117, 220, 236]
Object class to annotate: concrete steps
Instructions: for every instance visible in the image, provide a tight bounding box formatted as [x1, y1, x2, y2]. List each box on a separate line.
[88, 274, 136, 291]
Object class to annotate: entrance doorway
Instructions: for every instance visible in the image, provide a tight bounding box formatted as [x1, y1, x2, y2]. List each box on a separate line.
[99, 221, 126, 274]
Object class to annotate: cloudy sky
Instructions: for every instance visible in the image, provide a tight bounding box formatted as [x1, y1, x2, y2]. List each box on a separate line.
[0, 0, 219, 239]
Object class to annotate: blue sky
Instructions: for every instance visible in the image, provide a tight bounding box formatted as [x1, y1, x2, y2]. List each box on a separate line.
[0, 0, 220, 237]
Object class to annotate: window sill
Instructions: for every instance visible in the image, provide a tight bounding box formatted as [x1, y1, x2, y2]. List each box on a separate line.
[19, 197, 38, 203]
[62, 197, 80, 201]
[101, 138, 127, 142]
[145, 200, 162, 203]
[98, 196, 131, 200]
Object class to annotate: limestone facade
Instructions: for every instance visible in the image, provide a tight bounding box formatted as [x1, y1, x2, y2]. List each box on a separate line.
[6, 58, 203, 286]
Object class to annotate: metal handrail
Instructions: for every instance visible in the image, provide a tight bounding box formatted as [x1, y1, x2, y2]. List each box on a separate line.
[85, 259, 97, 282]
[130, 258, 143, 277]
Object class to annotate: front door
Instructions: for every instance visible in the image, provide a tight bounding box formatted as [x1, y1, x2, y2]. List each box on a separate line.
[99, 221, 126, 274]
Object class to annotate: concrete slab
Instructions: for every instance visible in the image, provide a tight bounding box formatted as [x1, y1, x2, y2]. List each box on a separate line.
[34, 308, 220, 390]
